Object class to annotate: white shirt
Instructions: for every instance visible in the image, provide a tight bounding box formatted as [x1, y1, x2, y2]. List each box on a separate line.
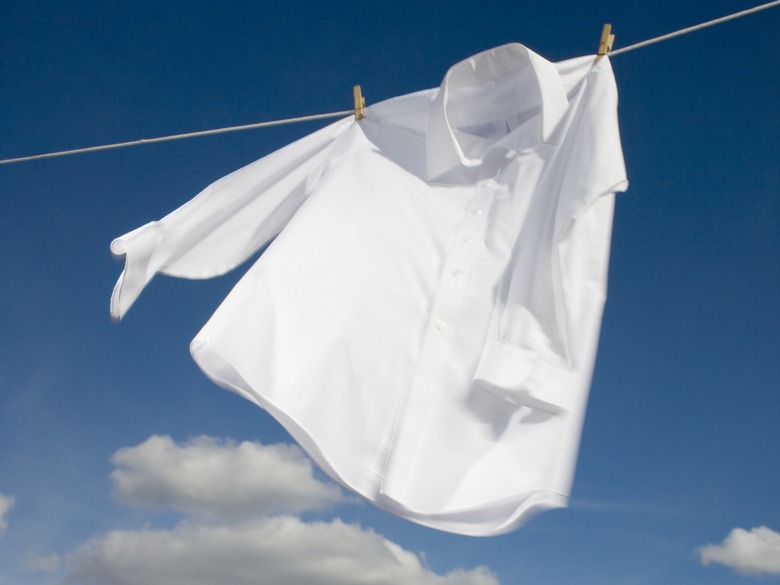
[111, 44, 628, 536]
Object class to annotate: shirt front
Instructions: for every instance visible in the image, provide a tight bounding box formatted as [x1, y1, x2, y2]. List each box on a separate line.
[110, 44, 628, 536]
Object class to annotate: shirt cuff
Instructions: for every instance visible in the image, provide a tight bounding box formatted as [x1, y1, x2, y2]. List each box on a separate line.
[473, 340, 573, 414]
[109, 221, 159, 321]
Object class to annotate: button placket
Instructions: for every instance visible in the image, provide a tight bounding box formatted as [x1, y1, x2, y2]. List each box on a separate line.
[430, 177, 497, 334]
[381, 172, 502, 494]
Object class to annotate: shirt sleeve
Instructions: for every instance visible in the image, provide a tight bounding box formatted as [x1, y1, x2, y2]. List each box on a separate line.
[110, 116, 353, 321]
[474, 58, 628, 413]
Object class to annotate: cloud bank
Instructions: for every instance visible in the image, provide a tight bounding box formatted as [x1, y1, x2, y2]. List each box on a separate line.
[62, 435, 499, 585]
[0, 492, 15, 537]
[69, 516, 498, 585]
[698, 526, 780, 575]
[110, 435, 344, 518]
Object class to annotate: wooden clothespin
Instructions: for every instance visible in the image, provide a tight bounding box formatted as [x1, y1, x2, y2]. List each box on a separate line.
[353, 85, 366, 120]
[596, 23, 615, 62]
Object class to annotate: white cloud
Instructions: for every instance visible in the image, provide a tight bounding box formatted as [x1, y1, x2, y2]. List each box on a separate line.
[0, 492, 15, 537]
[63, 435, 500, 585]
[67, 516, 498, 585]
[110, 435, 344, 519]
[25, 552, 61, 573]
[698, 526, 780, 575]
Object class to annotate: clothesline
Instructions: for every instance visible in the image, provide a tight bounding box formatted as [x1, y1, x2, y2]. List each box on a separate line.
[609, 0, 780, 55]
[2, 0, 779, 167]
[0, 111, 353, 166]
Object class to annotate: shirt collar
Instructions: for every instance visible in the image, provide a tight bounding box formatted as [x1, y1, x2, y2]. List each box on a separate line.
[425, 43, 569, 180]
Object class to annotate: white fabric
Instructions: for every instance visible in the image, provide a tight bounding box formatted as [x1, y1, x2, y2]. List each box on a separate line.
[110, 44, 628, 536]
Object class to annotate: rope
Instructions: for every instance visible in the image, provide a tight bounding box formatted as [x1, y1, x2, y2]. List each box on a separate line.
[0, 110, 352, 165]
[1, 0, 779, 166]
[610, 0, 780, 56]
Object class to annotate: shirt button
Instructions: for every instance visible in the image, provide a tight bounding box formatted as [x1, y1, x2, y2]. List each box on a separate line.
[461, 235, 473, 243]
[471, 208, 483, 215]
[434, 319, 448, 332]
[479, 179, 497, 188]
[450, 269, 464, 278]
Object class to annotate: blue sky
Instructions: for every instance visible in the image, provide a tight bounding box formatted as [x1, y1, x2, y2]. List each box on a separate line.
[1, 1, 779, 584]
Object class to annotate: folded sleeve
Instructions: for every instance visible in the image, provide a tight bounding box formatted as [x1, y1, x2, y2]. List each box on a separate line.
[474, 58, 628, 412]
[110, 116, 353, 321]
